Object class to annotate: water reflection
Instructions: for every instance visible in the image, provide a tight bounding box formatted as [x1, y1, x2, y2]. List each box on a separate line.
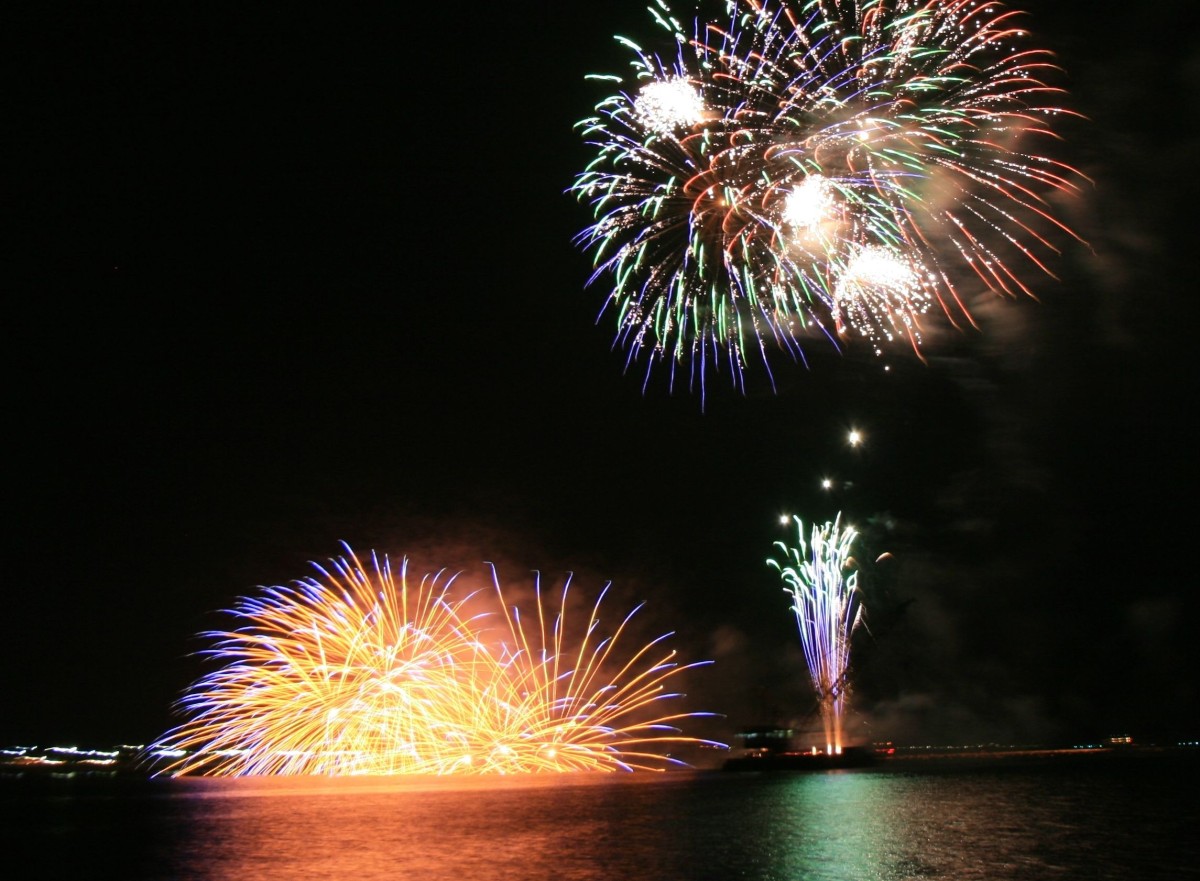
[6, 752, 1195, 880]
[169, 774, 698, 881]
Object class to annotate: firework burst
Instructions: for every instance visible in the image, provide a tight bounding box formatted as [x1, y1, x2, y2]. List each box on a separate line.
[572, 0, 1084, 398]
[153, 547, 719, 776]
[768, 514, 864, 754]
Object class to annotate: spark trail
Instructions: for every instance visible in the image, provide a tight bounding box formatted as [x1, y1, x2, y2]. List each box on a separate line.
[153, 546, 719, 776]
[768, 514, 864, 753]
[572, 0, 1084, 400]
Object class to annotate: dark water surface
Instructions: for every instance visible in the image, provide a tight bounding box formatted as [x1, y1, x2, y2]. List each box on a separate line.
[3, 750, 1197, 880]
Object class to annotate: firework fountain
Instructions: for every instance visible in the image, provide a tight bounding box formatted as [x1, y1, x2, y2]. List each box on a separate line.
[153, 546, 720, 776]
[572, 0, 1083, 399]
[768, 514, 864, 754]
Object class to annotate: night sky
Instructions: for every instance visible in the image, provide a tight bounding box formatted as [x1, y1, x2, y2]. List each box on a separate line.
[6, 2, 1197, 751]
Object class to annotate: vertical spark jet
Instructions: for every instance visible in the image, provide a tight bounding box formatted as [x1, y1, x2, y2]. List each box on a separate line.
[768, 514, 863, 754]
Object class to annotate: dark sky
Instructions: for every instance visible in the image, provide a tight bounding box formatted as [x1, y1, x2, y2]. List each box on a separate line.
[5, 2, 1197, 750]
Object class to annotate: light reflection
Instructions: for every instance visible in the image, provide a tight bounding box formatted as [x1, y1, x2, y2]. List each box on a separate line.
[24, 756, 1189, 880]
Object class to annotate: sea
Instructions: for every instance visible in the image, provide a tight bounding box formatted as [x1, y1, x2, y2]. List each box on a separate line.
[2, 749, 1196, 881]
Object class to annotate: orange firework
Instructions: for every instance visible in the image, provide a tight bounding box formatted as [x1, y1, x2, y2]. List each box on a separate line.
[443, 567, 717, 773]
[153, 546, 719, 775]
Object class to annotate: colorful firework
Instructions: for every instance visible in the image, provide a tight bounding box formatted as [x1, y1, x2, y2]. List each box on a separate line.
[572, 0, 1083, 397]
[153, 547, 719, 776]
[440, 566, 717, 773]
[768, 514, 864, 754]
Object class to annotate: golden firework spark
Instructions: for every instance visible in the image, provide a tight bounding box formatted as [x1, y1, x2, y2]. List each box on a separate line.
[154, 546, 719, 776]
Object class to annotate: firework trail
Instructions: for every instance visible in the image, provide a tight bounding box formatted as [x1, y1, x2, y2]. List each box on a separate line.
[153, 546, 718, 776]
[572, 0, 1083, 399]
[768, 514, 864, 753]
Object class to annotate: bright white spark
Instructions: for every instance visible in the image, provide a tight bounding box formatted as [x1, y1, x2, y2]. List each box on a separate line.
[782, 175, 835, 231]
[633, 77, 705, 133]
[833, 246, 931, 343]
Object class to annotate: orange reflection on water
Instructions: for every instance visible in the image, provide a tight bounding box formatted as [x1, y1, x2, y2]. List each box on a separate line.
[167, 773, 686, 881]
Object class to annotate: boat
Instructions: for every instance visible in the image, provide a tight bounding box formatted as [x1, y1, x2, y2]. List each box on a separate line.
[722, 744, 875, 771]
[721, 725, 877, 772]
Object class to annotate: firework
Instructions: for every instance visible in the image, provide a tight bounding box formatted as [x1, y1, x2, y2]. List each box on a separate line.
[153, 546, 718, 776]
[436, 566, 718, 773]
[572, 0, 1083, 397]
[768, 514, 863, 754]
[832, 245, 931, 350]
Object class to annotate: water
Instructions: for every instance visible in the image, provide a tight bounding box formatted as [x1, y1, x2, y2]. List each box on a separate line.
[3, 750, 1197, 880]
